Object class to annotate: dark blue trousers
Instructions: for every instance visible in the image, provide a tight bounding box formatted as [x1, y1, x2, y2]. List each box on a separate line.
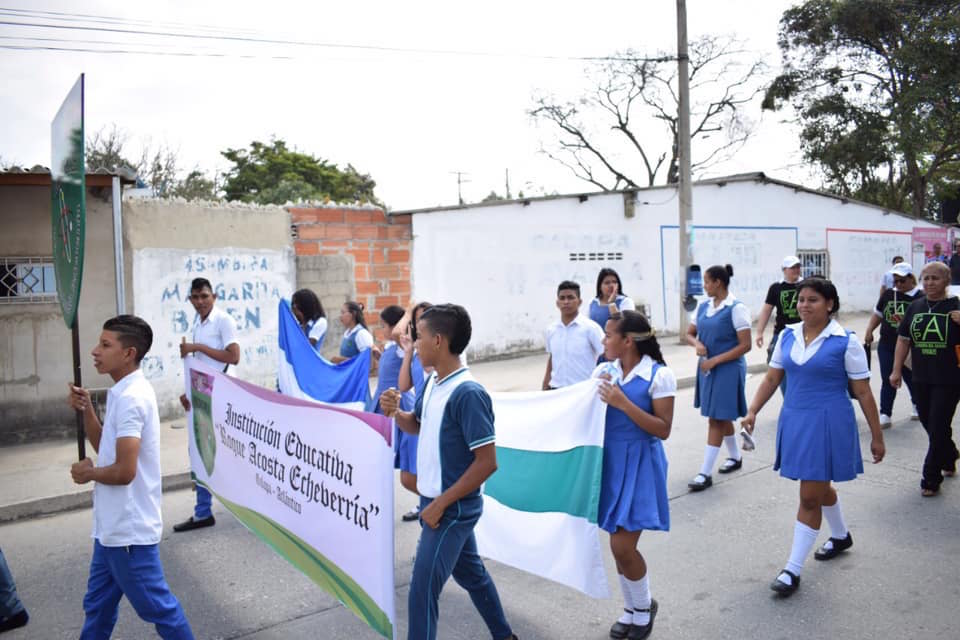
[877, 340, 914, 416]
[0, 547, 25, 619]
[407, 496, 511, 640]
[194, 485, 213, 519]
[80, 540, 193, 640]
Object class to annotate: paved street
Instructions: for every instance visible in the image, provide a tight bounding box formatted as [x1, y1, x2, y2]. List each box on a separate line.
[2, 354, 958, 639]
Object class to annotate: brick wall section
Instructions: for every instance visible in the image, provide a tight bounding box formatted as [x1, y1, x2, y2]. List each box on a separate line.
[289, 205, 412, 332]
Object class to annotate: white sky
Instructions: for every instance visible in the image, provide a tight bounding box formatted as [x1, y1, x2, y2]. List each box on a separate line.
[0, 0, 813, 210]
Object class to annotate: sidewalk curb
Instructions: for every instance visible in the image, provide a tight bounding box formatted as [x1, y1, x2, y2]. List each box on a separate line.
[0, 472, 194, 525]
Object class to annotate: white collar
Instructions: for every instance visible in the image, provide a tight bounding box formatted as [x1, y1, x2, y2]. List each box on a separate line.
[108, 368, 144, 398]
[788, 318, 845, 341]
[709, 295, 737, 309]
[905, 287, 922, 296]
[557, 314, 590, 328]
[619, 355, 657, 385]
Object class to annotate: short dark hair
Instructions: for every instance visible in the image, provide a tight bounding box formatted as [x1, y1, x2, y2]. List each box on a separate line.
[410, 301, 433, 341]
[103, 315, 153, 363]
[557, 280, 581, 297]
[892, 256, 904, 264]
[797, 278, 841, 315]
[419, 304, 472, 355]
[190, 277, 213, 293]
[291, 288, 325, 321]
[595, 268, 625, 299]
[705, 264, 734, 288]
[380, 304, 405, 327]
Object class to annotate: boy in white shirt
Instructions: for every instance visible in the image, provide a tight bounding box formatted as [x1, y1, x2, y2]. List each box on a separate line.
[175, 277, 240, 532]
[542, 280, 604, 389]
[67, 315, 194, 639]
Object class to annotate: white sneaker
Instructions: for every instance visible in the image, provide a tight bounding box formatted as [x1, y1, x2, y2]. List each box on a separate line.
[911, 405, 920, 420]
[879, 414, 892, 429]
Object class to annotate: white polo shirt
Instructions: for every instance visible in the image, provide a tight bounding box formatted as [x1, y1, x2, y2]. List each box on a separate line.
[770, 319, 870, 378]
[545, 314, 604, 388]
[92, 369, 163, 546]
[307, 317, 328, 348]
[192, 306, 239, 370]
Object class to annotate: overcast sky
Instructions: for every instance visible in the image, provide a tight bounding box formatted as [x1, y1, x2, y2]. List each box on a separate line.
[0, 0, 809, 209]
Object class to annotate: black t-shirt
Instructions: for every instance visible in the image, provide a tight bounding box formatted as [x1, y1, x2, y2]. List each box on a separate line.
[949, 253, 960, 285]
[897, 296, 960, 385]
[875, 288, 923, 345]
[764, 281, 801, 334]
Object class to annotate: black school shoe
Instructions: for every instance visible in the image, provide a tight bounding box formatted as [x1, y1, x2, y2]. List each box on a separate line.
[770, 570, 800, 596]
[0, 609, 29, 633]
[627, 600, 658, 640]
[609, 609, 634, 639]
[687, 474, 712, 491]
[718, 457, 742, 474]
[172, 515, 216, 532]
[814, 532, 853, 560]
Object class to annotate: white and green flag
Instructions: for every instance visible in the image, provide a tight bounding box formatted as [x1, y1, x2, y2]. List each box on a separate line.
[477, 379, 610, 598]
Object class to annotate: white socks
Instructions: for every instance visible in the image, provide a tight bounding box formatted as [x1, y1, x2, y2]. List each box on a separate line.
[700, 445, 721, 476]
[821, 496, 848, 549]
[723, 435, 741, 461]
[782, 521, 819, 582]
[617, 574, 652, 626]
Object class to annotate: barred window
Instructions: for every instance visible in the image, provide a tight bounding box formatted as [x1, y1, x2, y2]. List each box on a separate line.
[797, 250, 829, 280]
[0, 257, 58, 303]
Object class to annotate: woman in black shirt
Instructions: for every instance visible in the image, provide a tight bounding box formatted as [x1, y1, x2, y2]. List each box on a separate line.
[891, 261, 960, 496]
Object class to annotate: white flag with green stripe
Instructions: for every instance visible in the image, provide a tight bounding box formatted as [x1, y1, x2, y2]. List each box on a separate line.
[477, 379, 610, 598]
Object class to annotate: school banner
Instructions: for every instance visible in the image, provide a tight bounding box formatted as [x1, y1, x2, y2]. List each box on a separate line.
[184, 359, 395, 638]
[277, 299, 371, 409]
[477, 379, 610, 598]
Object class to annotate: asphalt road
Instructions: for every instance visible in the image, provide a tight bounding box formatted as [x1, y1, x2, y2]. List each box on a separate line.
[1, 367, 958, 639]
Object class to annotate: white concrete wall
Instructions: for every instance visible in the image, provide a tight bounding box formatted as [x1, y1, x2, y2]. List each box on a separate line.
[410, 178, 943, 358]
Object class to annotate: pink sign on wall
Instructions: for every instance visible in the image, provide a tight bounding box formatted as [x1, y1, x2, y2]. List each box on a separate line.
[912, 227, 950, 263]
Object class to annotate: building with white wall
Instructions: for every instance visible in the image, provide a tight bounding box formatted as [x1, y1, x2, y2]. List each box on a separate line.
[397, 172, 945, 359]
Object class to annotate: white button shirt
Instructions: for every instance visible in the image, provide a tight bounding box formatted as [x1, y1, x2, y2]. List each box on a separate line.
[92, 369, 163, 546]
[545, 314, 604, 388]
[191, 306, 239, 370]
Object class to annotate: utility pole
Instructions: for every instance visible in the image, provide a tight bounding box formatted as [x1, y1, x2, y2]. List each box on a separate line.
[450, 171, 470, 205]
[676, 0, 694, 340]
[505, 168, 512, 199]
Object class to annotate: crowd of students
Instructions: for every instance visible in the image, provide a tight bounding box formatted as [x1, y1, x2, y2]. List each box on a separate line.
[3, 256, 955, 640]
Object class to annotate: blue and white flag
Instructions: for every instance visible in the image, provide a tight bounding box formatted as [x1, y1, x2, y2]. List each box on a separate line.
[277, 300, 371, 410]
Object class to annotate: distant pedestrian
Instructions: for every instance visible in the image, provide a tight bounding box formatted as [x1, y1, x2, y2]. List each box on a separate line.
[879, 256, 904, 296]
[66, 315, 194, 638]
[332, 301, 378, 363]
[755, 255, 802, 359]
[588, 268, 636, 329]
[925, 242, 948, 264]
[290, 288, 327, 352]
[742, 279, 884, 597]
[864, 262, 922, 426]
[0, 548, 28, 633]
[594, 310, 674, 640]
[685, 265, 751, 491]
[174, 277, 240, 533]
[949, 241, 960, 294]
[380, 304, 517, 640]
[543, 281, 604, 390]
[891, 261, 960, 496]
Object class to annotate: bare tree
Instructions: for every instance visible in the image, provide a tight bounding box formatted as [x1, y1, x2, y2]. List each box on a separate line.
[531, 35, 767, 189]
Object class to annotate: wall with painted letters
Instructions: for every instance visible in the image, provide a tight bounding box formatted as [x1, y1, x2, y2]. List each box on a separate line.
[407, 176, 943, 358]
[123, 200, 294, 418]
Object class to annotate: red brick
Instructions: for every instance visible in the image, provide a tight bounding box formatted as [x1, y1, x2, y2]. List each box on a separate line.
[289, 208, 318, 224]
[294, 241, 319, 255]
[315, 208, 346, 223]
[395, 264, 411, 279]
[369, 208, 388, 223]
[371, 264, 398, 279]
[354, 264, 369, 280]
[388, 279, 411, 295]
[375, 295, 400, 308]
[348, 248, 371, 264]
[390, 214, 412, 225]
[297, 225, 326, 240]
[377, 226, 391, 240]
[386, 226, 412, 239]
[371, 249, 388, 264]
[374, 241, 393, 250]
[325, 225, 354, 240]
[363, 311, 380, 327]
[387, 249, 410, 263]
[344, 210, 374, 224]
[351, 225, 379, 240]
[356, 281, 381, 295]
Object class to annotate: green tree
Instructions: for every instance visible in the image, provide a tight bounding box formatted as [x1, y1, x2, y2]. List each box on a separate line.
[763, 0, 960, 218]
[220, 139, 378, 205]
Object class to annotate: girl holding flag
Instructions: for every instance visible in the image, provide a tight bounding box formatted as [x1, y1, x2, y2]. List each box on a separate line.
[595, 309, 675, 640]
[290, 288, 327, 352]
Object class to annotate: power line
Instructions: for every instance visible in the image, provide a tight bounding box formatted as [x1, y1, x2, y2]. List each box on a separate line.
[0, 43, 293, 59]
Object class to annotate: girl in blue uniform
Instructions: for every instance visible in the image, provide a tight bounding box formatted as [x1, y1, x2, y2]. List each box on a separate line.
[379, 304, 517, 640]
[332, 301, 376, 363]
[589, 268, 637, 328]
[595, 310, 675, 640]
[290, 288, 327, 352]
[742, 278, 885, 596]
[685, 265, 752, 491]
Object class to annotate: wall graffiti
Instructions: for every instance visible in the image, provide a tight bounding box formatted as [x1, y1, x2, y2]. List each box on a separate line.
[133, 248, 294, 417]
